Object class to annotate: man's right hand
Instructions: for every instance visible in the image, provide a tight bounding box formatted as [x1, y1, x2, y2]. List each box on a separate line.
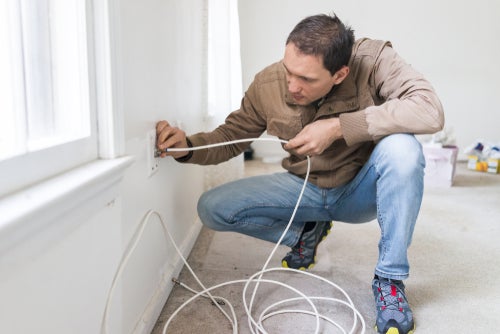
[155, 120, 190, 159]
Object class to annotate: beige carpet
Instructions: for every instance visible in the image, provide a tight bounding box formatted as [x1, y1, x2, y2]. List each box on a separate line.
[152, 161, 500, 333]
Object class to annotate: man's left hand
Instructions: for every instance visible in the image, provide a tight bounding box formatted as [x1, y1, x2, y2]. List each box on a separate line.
[284, 118, 343, 156]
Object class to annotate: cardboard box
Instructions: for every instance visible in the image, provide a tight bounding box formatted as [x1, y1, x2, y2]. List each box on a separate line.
[423, 145, 458, 187]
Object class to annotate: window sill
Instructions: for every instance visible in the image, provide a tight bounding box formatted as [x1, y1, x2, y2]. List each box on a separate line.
[0, 156, 134, 257]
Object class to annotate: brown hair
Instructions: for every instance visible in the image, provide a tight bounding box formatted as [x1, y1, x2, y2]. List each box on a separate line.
[286, 14, 355, 75]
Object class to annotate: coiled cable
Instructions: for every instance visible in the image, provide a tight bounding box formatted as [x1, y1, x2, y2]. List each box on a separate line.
[101, 137, 366, 334]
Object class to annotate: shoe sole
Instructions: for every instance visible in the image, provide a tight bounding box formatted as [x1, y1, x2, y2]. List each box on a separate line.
[375, 323, 415, 334]
[281, 222, 333, 270]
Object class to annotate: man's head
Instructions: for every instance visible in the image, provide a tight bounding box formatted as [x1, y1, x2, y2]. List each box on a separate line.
[283, 14, 355, 105]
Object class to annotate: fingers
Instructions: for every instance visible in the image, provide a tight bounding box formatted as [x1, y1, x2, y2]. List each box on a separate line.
[283, 138, 297, 151]
[285, 135, 326, 156]
[156, 122, 173, 148]
[285, 119, 340, 156]
[284, 137, 308, 156]
[157, 127, 180, 150]
[156, 120, 170, 133]
[155, 120, 188, 158]
[285, 132, 314, 155]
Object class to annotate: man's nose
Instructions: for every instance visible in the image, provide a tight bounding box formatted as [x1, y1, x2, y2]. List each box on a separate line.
[287, 77, 301, 93]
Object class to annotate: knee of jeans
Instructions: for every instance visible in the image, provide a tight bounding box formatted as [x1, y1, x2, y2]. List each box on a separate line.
[375, 134, 425, 177]
[197, 190, 226, 231]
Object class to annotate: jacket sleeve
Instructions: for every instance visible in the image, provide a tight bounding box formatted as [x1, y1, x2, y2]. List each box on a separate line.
[183, 84, 268, 165]
[340, 45, 445, 146]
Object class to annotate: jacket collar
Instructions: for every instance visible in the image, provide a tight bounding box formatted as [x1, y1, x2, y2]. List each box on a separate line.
[321, 73, 359, 113]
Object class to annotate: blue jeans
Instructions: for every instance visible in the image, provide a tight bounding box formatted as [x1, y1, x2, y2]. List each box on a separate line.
[197, 134, 425, 280]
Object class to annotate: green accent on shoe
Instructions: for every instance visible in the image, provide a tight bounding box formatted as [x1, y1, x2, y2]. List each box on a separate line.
[281, 221, 333, 270]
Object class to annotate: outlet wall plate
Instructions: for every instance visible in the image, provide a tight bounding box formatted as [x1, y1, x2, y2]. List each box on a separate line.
[147, 129, 159, 177]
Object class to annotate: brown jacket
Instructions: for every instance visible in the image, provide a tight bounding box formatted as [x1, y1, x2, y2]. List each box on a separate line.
[185, 38, 444, 188]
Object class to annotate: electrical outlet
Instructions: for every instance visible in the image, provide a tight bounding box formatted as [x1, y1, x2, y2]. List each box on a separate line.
[147, 129, 160, 177]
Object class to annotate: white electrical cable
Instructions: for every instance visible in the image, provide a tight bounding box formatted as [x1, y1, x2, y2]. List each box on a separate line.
[101, 137, 366, 334]
[161, 137, 290, 152]
[100, 210, 238, 334]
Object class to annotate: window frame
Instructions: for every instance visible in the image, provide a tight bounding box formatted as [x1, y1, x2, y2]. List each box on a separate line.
[0, 0, 123, 198]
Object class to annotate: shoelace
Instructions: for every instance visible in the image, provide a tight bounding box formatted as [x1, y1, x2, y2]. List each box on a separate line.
[291, 241, 306, 258]
[376, 280, 406, 312]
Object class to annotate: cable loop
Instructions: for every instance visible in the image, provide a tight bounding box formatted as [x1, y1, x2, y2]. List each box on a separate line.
[101, 137, 366, 334]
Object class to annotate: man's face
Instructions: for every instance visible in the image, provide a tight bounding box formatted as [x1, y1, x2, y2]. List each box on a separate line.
[283, 43, 343, 106]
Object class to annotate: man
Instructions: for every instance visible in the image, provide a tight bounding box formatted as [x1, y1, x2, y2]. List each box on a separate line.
[156, 13, 443, 334]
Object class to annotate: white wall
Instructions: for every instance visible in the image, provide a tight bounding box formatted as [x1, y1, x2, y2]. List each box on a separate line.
[0, 1, 208, 333]
[239, 0, 500, 158]
[0, 185, 124, 334]
[110, 0, 208, 332]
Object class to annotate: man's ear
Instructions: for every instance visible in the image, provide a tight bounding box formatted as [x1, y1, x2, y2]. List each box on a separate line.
[332, 66, 350, 85]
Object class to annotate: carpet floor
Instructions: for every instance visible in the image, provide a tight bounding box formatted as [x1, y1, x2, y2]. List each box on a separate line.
[152, 160, 500, 334]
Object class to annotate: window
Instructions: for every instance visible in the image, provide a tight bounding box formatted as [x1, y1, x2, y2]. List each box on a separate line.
[0, 0, 100, 197]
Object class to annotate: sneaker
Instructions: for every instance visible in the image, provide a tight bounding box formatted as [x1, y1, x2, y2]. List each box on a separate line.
[372, 275, 415, 334]
[281, 221, 333, 270]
